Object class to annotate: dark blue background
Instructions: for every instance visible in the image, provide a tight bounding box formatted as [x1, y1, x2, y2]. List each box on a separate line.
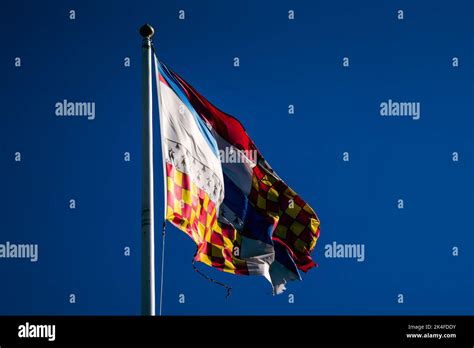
[1, 0, 472, 315]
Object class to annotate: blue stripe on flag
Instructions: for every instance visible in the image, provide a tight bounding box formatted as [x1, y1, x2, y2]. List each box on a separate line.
[222, 175, 248, 221]
[274, 242, 301, 279]
[223, 175, 273, 245]
[243, 205, 273, 245]
[158, 61, 220, 158]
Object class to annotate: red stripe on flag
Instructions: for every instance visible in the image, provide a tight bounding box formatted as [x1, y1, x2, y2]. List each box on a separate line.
[170, 71, 261, 156]
[158, 73, 170, 87]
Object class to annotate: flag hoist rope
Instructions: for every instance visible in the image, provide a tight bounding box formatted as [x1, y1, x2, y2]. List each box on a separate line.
[153, 47, 167, 317]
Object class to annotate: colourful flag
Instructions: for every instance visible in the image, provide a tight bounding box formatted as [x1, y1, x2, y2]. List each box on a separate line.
[155, 56, 320, 294]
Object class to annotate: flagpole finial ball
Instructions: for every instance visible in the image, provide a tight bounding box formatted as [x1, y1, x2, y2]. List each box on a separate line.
[140, 24, 154, 38]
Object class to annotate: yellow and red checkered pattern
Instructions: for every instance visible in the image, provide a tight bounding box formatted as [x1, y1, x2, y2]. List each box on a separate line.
[165, 162, 249, 275]
[248, 165, 320, 272]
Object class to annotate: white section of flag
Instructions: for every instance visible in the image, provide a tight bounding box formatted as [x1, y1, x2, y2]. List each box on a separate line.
[158, 79, 225, 207]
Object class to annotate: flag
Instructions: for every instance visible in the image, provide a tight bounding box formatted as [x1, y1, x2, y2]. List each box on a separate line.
[155, 55, 320, 294]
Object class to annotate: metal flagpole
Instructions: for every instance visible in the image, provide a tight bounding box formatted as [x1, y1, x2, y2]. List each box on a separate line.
[140, 23, 155, 316]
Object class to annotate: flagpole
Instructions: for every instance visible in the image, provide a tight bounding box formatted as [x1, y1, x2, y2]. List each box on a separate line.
[140, 23, 155, 316]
